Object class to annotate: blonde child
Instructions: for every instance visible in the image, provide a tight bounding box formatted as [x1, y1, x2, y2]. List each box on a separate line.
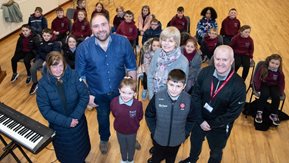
[110, 77, 143, 163]
[200, 28, 223, 62]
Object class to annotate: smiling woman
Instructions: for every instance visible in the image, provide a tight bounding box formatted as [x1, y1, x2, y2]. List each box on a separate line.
[147, 26, 189, 99]
[36, 51, 91, 163]
[46, 52, 65, 79]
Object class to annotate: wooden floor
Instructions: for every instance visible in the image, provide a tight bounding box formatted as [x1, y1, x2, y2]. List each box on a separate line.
[1, 0, 289, 162]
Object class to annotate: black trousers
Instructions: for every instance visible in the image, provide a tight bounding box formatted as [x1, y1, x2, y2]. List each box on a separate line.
[222, 35, 233, 45]
[234, 55, 251, 81]
[151, 140, 180, 163]
[142, 72, 148, 90]
[188, 124, 232, 163]
[257, 83, 281, 114]
[11, 51, 35, 76]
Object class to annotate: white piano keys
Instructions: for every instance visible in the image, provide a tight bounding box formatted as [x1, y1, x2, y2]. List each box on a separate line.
[0, 114, 44, 151]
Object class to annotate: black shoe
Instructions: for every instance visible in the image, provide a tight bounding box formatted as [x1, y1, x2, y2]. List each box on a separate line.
[147, 157, 153, 163]
[179, 157, 192, 163]
[99, 141, 109, 154]
[149, 146, 154, 154]
[26, 76, 32, 84]
[29, 83, 38, 95]
[11, 73, 19, 82]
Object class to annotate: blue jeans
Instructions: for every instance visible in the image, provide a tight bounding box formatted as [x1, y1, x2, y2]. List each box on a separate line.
[94, 91, 119, 141]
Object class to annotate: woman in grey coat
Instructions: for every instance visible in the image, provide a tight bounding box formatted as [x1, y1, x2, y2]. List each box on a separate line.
[147, 26, 189, 99]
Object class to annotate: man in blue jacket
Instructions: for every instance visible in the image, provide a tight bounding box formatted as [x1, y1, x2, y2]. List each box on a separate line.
[76, 13, 137, 154]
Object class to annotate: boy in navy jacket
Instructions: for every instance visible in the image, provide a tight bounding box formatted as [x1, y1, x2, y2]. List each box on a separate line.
[29, 28, 61, 95]
[28, 7, 47, 35]
[142, 18, 162, 44]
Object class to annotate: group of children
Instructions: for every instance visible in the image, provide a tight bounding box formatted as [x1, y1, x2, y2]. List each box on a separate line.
[11, 6, 79, 95]
[9, 1, 285, 162]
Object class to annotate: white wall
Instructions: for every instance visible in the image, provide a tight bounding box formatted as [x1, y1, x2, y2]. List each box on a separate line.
[0, 0, 69, 39]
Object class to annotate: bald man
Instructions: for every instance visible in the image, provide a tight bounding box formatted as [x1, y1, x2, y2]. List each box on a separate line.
[180, 45, 246, 163]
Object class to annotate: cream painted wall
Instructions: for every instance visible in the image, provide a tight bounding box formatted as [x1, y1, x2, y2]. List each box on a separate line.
[0, 0, 69, 39]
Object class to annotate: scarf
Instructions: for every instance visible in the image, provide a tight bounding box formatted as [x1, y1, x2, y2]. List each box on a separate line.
[184, 49, 197, 62]
[153, 48, 182, 92]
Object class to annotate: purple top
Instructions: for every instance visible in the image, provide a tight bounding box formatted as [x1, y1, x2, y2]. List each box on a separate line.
[253, 64, 285, 94]
[110, 96, 143, 134]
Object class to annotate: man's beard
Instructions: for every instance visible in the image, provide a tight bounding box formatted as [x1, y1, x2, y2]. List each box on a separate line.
[95, 30, 110, 41]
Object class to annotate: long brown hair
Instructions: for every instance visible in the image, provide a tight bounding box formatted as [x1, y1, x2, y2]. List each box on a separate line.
[260, 54, 283, 80]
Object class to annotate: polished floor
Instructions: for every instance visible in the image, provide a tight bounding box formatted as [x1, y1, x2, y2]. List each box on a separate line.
[0, 0, 289, 162]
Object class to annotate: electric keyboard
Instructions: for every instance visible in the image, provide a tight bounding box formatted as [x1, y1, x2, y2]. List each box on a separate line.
[0, 103, 55, 154]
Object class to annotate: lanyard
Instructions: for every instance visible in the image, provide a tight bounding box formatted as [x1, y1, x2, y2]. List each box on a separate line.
[210, 71, 234, 101]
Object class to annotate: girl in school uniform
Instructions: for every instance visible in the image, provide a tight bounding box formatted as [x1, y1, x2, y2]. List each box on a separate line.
[254, 54, 285, 126]
[71, 9, 91, 43]
[110, 77, 143, 163]
[181, 37, 202, 93]
[230, 25, 254, 81]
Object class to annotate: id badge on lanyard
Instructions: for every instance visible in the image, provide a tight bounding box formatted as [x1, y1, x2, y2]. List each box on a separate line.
[204, 71, 234, 112]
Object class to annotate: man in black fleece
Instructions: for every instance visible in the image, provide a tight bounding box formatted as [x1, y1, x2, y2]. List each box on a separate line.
[180, 45, 246, 163]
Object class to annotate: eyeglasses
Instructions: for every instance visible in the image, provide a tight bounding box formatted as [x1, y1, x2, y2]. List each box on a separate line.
[151, 23, 158, 26]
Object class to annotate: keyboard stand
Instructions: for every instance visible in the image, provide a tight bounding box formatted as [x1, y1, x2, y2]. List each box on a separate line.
[0, 135, 32, 163]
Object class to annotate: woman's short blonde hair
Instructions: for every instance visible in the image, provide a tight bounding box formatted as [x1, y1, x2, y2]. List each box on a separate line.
[160, 27, 181, 47]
